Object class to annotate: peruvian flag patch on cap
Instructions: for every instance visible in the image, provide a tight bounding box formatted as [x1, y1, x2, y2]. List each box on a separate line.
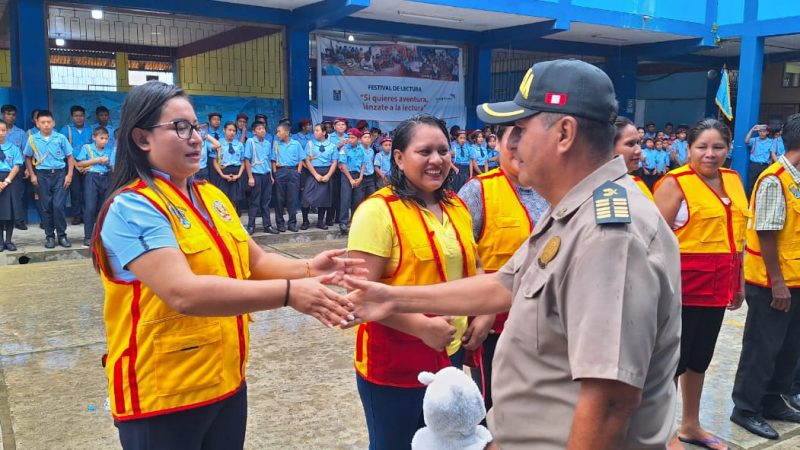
[545, 93, 567, 106]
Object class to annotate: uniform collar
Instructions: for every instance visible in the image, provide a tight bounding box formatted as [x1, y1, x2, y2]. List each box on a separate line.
[533, 156, 627, 237]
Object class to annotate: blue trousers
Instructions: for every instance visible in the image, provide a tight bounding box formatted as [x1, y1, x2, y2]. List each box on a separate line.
[274, 167, 299, 226]
[116, 384, 247, 450]
[247, 173, 273, 228]
[83, 172, 109, 239]
[357, 374, 426, 450]
[35, 169, 68, 238]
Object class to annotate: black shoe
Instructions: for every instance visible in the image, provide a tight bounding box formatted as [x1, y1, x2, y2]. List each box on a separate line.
[325, 220, 335, 227]
[288, 224, 299, 232]
[730, 411, 779, 439]
[71, 217, 82, 225]
[14, 222, 27, 230]
[58, 236, 71, 248]
[764, 406, 800, 423]
[246, 225, 256, 235]
[785, 394, 800, 411]
[264, 226, 279, 235]
[83, 238, 91, 247]
[45, 237, 56, 249]
[300, 222, 310, 230]
[4, 242, 16, 251]
[339, 223, 349, 234]
[277, 225, 286, 232]
[316, 222, 328, 230]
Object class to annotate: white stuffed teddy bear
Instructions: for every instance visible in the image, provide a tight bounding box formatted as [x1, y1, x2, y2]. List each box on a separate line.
[411, 366, 493, 450]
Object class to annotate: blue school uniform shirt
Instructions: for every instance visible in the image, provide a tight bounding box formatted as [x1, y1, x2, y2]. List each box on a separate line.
[23, 131, 73, 170]
[6, 125, 25, 149]
[329, 132, 348, 148]
[655, 149, 670, 172]
[487, 148, 499, 168]
[642, 147, 658, 170]
[451, 142, 471, 165]
[211, 139, 244, 167]
[340, 143, 365, 173]
[207, 126, 224, 141]
[235, 130, 254, 143]
[0, 143, 22, 171]
[472, 144, 489, 167]
[374, 151, 392, 175]
[361, 144, 375, 176]
[60, 124, 93, 149]
[244, 137, 274, 175]
[274, 138, 304, 167]
[199, 141, 211, 170]
[308, 140, 338, 167]
[775, 137, 785, 158]
[671, 140, 688, 165]
[94, 123, 116, 151]
[75, 143, 113, 174]
[749, 137, 774, 163]
[293, 132, 313, 153]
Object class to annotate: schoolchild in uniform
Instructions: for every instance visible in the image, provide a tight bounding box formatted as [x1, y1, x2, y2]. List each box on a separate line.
[745, 123, 776, 195]
[303, 123, 339, 230]
[235, 113, 253, 144]
[195, 133, 220, 182]
[774, 128, 785, 160]
[451, 129, 470, 191]
[470, 131, 489, 177]
[0, 121, 22, 251]
[374, 135, 392, 188]
[337, 128, 365, 234]
[369, 127, 382, 153]
[328, 118, 349, 227]
[294, 118, 313, 152]
[23, 110, 75, 248]
[641, 137, 660, 190]
[272, 122, 304, 232]
[359, 131, 377, 199]
[94, 106, 116, 153]
[486, 134, 499, 169]
[244, 121, 278, 235]
[212, 121, 245, 210]
[655, 139, 670, 177]
[2, 105, 29, 230]
[449, 125, 461, 147]
[75, 126, 113, 247]
[62, 105, 93, 225]
[670, 128, 689, 169]
[205, 112, 223, 183]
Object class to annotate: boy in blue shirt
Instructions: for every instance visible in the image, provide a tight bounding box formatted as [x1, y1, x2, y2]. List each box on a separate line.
[62, 105, 93, 226]
[337, 128, 365, 233]
[641, 138, 659, 190]
[244, 122, 278, 235]
[74, 127, 112, 246]
[374, 135, 392, 188]
[745, 124, 776, 195]
[2, 104, 30, 230]
[0, 120, 22, 250]
[272, 122, 304, 232]
[94, 106, 116, 152]
[670, 129, 688, 169]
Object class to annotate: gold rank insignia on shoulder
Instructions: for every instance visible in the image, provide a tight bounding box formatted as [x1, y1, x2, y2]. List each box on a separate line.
[538, 236, 560, 269]
[592, 181, 631, 225]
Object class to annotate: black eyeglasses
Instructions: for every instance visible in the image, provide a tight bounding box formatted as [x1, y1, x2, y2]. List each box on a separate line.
[142, 120, 208, 140]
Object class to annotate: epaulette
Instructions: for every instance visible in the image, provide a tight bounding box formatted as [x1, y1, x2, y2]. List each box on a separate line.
[592, 180, 631, 225]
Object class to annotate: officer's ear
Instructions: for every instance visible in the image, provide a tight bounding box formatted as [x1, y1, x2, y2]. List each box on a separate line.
[132, 128, 152, 152]
[554, 116, 578, 156]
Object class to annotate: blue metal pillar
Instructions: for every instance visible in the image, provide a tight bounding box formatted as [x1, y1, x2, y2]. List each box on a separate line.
[468, 45, 492, 129]
[606, 55, 637, 120]
[286, 27, 311, 125]
[17, 0, 49, 125]
[731, 35, 764, 180]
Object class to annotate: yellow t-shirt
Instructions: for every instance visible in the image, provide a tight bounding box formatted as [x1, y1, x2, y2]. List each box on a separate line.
[348, 197, 467, 356]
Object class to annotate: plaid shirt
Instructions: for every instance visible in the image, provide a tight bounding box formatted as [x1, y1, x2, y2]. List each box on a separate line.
[753, 155, 800, 230]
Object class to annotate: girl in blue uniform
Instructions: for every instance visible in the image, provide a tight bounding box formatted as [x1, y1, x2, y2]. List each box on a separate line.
[0, 121, 21, 251]
[470, 131, 488, 177]
[212, 122, 245, 210]
[486, 134, 499, 169]
[641, 138, 660, 190]
[303, 124, 339, 229]
[450, 130, 470, 192]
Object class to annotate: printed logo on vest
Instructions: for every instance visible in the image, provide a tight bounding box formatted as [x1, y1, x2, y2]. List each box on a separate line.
[168, 204, 191, 229]
[212, 200, 233, 222]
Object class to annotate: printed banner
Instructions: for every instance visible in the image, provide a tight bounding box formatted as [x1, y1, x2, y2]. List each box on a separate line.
[316, 36, 466, 127]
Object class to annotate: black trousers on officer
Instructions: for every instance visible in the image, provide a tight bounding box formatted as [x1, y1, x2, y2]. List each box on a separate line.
[69, 170, 84, 220]
[36, 169, 68, 238]
[83, 172, 109, 239]
[339, 171, 365, 225]
[732, 284, 800, 417]
[248, 173, 273, 229]
[274, 167, 299, 227]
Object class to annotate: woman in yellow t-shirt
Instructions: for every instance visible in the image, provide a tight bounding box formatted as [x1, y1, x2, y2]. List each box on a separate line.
[347, 114, 481, 449]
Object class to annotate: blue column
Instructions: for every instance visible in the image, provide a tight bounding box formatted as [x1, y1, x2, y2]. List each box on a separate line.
[17, 0, 49, 124]
[286, 27, 311, 125]
[467, 45, 492, 129]
[731, 35, 764, 181]
[607, 55, 637, 120]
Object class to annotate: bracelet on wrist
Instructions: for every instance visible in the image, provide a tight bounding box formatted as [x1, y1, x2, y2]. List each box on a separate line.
[305, 261, 312, 278]
[283, 279, 291, 307]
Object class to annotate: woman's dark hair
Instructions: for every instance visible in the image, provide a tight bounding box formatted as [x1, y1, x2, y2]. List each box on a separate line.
[613, 116, 636, 144]
[93, 81, 188, 270]
[686, 118, 732, 148]
[314, 123, 329, 140]
[388, 114, 453, 206]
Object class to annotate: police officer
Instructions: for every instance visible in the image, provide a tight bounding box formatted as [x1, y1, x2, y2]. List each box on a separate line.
[343, 59, 682, 450]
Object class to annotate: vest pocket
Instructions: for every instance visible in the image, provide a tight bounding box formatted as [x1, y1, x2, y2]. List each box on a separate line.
[178, 236, 212, 254]
[680, 255, 717, 300]
[695, 209, 725, 243]
[153, 323, 223, 396]
[492, 217, 524, 255]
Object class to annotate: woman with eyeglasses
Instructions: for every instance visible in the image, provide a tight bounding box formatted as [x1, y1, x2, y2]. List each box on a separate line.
[92, 81, 364, 449]
[211, 121, 245, 212]
[302, 123, 339, 230]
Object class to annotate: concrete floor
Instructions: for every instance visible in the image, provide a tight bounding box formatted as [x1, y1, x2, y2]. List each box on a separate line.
[1, 237, 800, 449]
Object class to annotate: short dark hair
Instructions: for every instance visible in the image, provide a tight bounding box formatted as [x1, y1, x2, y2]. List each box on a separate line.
[93, 126, 109, 136]
[276, 122, 291, 132]
[252, 122, 266, 131]
[36, 110, 54, 120]
[70, 105, 85, 115]
[687, 118, 732, 148]
[782, 113, 800, 152]
[1, 104, 16, 113]
[96, 106, 109, 114]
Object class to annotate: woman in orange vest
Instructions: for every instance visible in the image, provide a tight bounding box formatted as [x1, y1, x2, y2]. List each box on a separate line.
[92, 81, 361, 449]
[654, 118, 747, 450]
[613, 116, 653, 200]
[347, 114, 478, 449]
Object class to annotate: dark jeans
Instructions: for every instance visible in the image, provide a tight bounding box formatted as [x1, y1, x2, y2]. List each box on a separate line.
[11, 170, 35, 223]
[35, 169, 68, 238]
[339, 171, 365, 225]
[83, 172, 109, 239]
[248, 173, 273, 228]
[274, 167, 299, 226]
[69, 170, 83, 218]
[732, 284, 800, 416]
[116, 384, 247, 450]
[356, 374, 426, 450]
[329, 170, 341, 225]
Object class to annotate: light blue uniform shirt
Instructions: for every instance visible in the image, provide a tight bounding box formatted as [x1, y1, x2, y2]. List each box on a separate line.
[671, 140, 688, 165]
[472, 144, 489, 167]
[60, 124, 93, 148]
[361, 144, 375, 176]
[0, 143, 22, 171]
[207, 126, 224, 141]
[235, 130, 254, 143]
[308, 140, 338, 167]
[340, 143, 364, 173]
[211, 139, 244, 167]
[23, 131, 73, 170]
[75, 143, 113, 174]
[749, 137, 774, 163]
[7, 126, 25, 149]
[274, 139, 304, 167]
[487, 148, 499, 168]
[374, 151, 392, 175]
[655, 149, 670, 172]
[200, 141, 211, 170]
[452, 142, 471, 165]
[293, 132, 312, 153]
[776, 137, 785, 158]
[329, 132, 348, 147]
[244, 137, 275, 175]
[642, 147, 659, 170]
[94, 123, 116, 152]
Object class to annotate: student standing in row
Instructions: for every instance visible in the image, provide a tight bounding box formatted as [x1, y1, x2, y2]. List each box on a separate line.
[338, 128, 365, 234]
[75, 127, 113, 247]
[94, 106, 116, 152]
[374, 136, 392, 188]
[294, 118, 313, 151]
[0, 121, 21, 251]
[745, 124, 776, 195]
[244, 121, 277, 235]
[63, 105, 93, 226]
[470, 131, 489, 177]
[486, 134, 499, 169]
[273, 122, 304, 232]
[3, 105, 30, 230]
[235, 113, 252, 144]
[303, 124, 339, 230]
[670, 128, 689, 169]
[359, 131, 377, 200]
[451, 130, 470, 192]
[24, 110, 75, 248]
[212, 122, 245, 210]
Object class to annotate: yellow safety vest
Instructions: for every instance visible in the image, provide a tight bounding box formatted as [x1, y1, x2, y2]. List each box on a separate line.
[94, 175, 251, 421]
[745, 162, 800, 288]
[353, 186, 477, 387]
[631, 175, 654, 201]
